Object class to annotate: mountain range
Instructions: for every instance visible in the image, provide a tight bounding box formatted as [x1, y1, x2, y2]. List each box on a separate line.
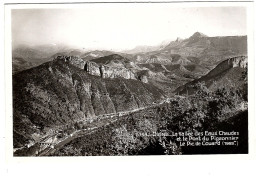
[12, 32, 248, 151]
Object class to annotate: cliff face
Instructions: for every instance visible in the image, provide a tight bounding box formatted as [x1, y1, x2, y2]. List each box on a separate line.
[55, 56, 139, 81]
[13, 58, 164, 148]
[84, 61, 101, 77]
[86, 54, 138, 80]
[228, 56, 247, 68]
[100, 65, 136, 79]
[84, 61, 136, 80]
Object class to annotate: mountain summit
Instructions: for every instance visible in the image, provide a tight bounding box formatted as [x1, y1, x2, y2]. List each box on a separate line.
[189, 32, 208, 39]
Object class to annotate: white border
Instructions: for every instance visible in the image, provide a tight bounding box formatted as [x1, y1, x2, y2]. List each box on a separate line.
[2, 1, 258, 177]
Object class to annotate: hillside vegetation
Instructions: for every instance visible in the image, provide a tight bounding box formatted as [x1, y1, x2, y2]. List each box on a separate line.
[13, 58, 164, 148]
[175, 56, 247, 95]
[53, 79, 248, 155]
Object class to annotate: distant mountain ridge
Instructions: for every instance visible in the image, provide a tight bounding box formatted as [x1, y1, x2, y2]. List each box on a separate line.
[135, 33, 247, 66]
[122, 40, 171, 54]
[13, 32, 247, 75]
[12, 32, 247, 95]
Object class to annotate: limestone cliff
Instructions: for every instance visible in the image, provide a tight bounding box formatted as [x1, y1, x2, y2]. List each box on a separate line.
[100, 65, 136, 79]
[228, 56, 247, 68]
[55, 55, 140, 82]
[84, 61, 101, 77]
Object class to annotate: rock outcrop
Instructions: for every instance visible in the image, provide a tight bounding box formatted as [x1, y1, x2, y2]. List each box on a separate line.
[100, 65, 135, 79]
[55, 55, 86, 69]
[139, 75, 148, 83]
[84, 61, 136, 80]
[55, 56, 139, 81]
[228, 56, 247, 68]
[84, 61, 101, 77]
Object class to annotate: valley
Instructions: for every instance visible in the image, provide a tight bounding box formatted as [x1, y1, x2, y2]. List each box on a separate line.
[14, 96, 172, 156]
[12, 32, 248, 156]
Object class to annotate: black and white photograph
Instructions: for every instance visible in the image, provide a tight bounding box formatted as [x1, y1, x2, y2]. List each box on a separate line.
[7, 2, 251, 157]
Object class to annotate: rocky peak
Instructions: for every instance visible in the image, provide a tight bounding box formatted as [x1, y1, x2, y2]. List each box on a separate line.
[55, 55, 86, 69]
[189, 32, 208, 39]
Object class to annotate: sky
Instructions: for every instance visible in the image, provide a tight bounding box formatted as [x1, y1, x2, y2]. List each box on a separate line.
[12, 4, 247, 51]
